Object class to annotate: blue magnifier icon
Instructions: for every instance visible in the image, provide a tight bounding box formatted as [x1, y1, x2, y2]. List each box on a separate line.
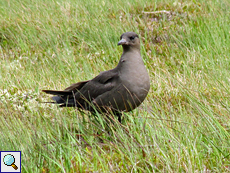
[3, 154, 18, 170]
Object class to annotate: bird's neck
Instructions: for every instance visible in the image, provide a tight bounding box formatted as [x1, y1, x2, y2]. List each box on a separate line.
[120, 49, 141, 62]
[122, 45, 140, 52]
[118, 50, 143, 68]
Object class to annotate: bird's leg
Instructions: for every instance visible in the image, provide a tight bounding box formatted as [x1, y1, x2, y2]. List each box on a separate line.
[115, 112, 122, 123]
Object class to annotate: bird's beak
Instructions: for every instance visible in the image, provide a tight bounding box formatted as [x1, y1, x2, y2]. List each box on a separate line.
[118, 38, 127, 45]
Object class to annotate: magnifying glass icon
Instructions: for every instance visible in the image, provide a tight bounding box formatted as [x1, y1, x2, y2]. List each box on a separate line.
[3, 154, 18, 170]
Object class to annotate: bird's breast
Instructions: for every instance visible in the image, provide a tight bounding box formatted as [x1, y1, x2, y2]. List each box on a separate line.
[120, 63, 150, 96]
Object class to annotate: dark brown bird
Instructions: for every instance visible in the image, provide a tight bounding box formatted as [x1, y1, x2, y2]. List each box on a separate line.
[42, 32, 150, 122]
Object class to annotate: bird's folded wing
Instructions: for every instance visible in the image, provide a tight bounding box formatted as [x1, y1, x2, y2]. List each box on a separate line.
[75, 69, 120, 100]
[93, 83, 133, 112]
[93, 69, 119, 84]
[64, 80, 89, 91]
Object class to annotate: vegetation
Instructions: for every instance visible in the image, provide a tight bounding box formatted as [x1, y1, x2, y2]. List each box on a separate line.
[1, 0, 230, 172]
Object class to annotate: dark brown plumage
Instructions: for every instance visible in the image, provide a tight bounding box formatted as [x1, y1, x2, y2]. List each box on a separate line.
[42, 32, 150, 122]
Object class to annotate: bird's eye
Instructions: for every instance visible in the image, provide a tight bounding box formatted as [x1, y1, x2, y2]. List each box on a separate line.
[130, 36, 135, 40]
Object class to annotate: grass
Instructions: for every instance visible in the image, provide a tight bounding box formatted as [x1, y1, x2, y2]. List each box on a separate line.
[1, 0, 230, 172]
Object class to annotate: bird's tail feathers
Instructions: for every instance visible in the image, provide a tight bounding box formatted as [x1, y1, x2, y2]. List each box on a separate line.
[41, 101, 57, 104]
[42, 90, 72, 96]
[42, 90, 74, 105]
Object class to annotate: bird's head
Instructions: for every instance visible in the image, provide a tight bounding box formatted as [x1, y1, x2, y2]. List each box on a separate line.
[118, 32, 140, 50]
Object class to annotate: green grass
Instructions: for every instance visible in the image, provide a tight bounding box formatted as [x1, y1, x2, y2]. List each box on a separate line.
[1, 0, 230, 172]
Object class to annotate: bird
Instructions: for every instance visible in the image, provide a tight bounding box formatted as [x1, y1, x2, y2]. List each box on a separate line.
[42, 32, 150, 122]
